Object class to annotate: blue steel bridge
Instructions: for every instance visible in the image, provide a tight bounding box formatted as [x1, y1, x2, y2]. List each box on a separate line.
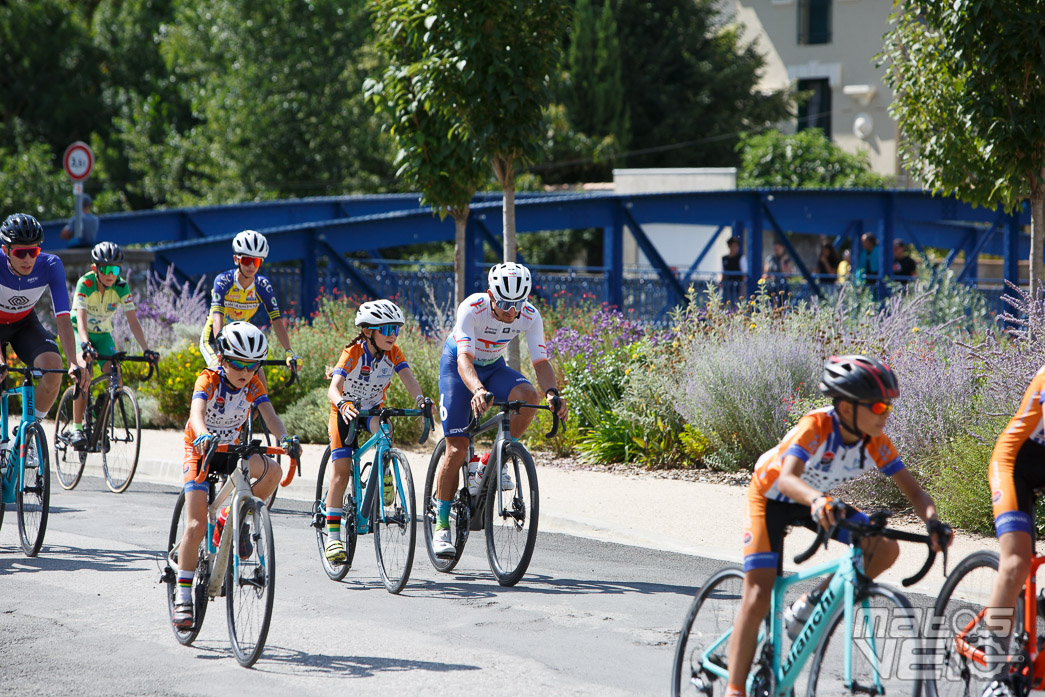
[42, 189, 1031, 327]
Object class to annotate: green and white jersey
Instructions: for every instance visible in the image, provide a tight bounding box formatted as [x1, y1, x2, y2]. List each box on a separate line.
[71, 271, 135, 334]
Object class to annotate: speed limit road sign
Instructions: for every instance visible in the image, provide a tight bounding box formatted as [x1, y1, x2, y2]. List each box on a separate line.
[63, 141, 94, 182]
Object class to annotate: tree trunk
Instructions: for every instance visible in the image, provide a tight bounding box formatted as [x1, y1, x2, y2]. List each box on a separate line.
[451, 206, 469, 306]
[493, 156, 521, 369]
[1032, 186, 1045, 300]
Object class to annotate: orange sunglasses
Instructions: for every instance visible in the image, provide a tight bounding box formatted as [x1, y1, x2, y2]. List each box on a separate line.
[858, 401, 893, 415]
[236, 255, 262, 268]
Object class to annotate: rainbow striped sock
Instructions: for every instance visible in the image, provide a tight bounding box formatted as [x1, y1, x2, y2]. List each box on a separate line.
[326, 507, 342, 542]
[177, 570, 194, 604]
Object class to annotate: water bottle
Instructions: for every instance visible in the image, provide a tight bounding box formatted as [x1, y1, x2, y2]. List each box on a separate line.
[784, 589, 822, 640]
[467, 452, 490, 496]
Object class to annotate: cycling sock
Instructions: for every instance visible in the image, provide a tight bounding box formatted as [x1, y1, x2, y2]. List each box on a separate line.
[435, 498, 451, 528]
[71, 422, 83, 431]
[177, 570, 194, 604]
[326, 507, 342, 542]
[725, 683, 746, 697]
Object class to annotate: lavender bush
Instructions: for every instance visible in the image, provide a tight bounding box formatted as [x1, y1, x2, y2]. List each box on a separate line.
[112, 266, 210, 352]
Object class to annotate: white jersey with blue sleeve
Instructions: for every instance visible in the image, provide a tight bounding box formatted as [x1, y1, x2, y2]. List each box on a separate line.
[445, 293, 549, 366]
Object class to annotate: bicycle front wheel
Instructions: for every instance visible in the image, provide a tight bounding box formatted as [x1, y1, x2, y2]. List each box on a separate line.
[807, 583, 921, 697]
[53, 385, 87, 490]
[484, 442, 539, 586]
[226, 497, 275, 668]
[166, 490, 210, 645]
[373, 448, 416, 594]
[101, 386, 141, 493]
[672, 566, 745, 697]
[17, 423, 50, 557]
[925, 550, 1008, 697]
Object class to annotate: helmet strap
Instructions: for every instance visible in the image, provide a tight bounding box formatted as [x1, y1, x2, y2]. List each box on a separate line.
[365, 330, 385, 361]
[837, 399, 870, 468]
[5, 247, 28, 277]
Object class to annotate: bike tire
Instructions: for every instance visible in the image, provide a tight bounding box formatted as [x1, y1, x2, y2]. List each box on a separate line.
[373, 448, 416, 594]
[422, 438, 469, 573]
[672, 565, 746, 697]
[226, 498, 275, 668]
[314, 446, 355, 581]
[166, 490, 210, 645]
[101, 386, 141, 493]
[17, 422, 50, 557]
[924, 550, 1016, 697]
[53, 385, 87, 490]
[484, 442, 539, 587]
[807, 582, 921, 697]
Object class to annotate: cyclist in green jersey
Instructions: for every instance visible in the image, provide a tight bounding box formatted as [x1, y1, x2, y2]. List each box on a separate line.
[65, 242, 158, 449]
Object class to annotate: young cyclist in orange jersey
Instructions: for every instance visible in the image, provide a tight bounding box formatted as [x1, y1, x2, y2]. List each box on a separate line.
[172, 321, 301, 630]
[978, 367, 1045, 697]
[322, 299, 431, 563]
[725, 355, 948, 697]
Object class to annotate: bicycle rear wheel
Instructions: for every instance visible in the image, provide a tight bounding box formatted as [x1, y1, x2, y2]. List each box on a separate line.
[53, 385, 87, 490]
[17, 423, 50, 557]
[373, 448, 416, 594]
[101, 386, 141, 493]
[166, 490, 210, 645]
[672, 565, 746, 697]
[314, 446, 355, 581]
[484, 442, 539, 586]
[422, 438, 469, 572]
[807, 583, 921, 697]
[226, 498, 275, 668]
[925, 550, 1014, 697]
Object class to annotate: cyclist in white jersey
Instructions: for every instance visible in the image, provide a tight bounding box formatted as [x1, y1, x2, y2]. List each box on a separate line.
[430, 262, 568, 557]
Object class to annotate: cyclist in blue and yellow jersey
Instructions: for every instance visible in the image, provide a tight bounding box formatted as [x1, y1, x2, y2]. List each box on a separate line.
[64, 241, 159, 450]
[173, 321, 301, 631]
[0, 214, 88, 412]
[724, 355, 947, 697]
[430, 262, 568, 558]
[198, 230, 300, 385]
[322, 299, 431, 563]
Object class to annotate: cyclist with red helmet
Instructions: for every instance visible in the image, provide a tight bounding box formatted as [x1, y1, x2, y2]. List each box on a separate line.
[724, 355, 948, 697]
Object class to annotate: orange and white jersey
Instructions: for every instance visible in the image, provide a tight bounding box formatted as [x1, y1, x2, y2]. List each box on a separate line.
[445, 292, 549, 366]
[991, 366, 1045, 466]
[751, 406, 904, 502]
[331, 341, 408, 411]
[183, 368, 269, 445]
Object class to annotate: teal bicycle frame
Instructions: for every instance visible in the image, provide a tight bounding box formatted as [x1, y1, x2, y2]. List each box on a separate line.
[0, 367, 65, 505]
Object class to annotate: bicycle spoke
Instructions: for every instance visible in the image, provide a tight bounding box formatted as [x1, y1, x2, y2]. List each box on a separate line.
[102, 387, 141, 493]
[374, 449, 416, 594]
[672, 566, 746, 697]
[226, 500, 275, 667]
[52, 386, 86, 490]
[17, 424, 50, 557]
[484, 444, 539, 586]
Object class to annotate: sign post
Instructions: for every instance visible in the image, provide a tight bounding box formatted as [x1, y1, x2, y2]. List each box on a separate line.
[63, 142, 94, 243]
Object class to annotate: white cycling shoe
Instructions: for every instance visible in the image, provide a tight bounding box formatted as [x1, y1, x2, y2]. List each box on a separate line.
[432, 527, 455, 558]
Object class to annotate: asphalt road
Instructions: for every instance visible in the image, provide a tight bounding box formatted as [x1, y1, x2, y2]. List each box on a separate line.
[0, 477, 723, 696]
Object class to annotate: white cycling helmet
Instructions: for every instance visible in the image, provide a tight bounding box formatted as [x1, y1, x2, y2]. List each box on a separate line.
[355, 299, 405, 327]
[232, 230, 269, 259]
[488, 262, 532, 303]
[217, 321, 269, 361]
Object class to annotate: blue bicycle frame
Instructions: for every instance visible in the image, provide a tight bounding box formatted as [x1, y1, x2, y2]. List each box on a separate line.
[347, 420, 401, 535]
[0, 372, 41, 505]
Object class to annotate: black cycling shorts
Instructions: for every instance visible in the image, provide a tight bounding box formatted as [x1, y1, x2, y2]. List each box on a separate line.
[0, 312, 60, 366]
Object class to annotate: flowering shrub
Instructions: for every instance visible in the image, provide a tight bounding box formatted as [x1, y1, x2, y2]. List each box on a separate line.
[138, 342, 206, 427]
[112, 266, 210, 353]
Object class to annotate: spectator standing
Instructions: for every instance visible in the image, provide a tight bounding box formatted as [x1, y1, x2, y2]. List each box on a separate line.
[60, 193, 99, 248]
[836, 249, 852, 283]
[721, 236, 747, 277]
[816, 243, 840, 283]
[892, 238, 917, 285]
[762, 240, 792, 278]
[856, 233, 879, 283]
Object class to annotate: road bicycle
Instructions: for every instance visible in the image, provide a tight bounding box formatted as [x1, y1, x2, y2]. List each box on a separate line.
[926, 491, 1045, 697]
[161, 439, 296, 667]
[672, 507, 943, 697]
[312, 401, 433, 594]
[242, 358, 298, 510]
[0, 364, 69, 556]
[422, 395, 561, 587]
[53, 350, 157, 493]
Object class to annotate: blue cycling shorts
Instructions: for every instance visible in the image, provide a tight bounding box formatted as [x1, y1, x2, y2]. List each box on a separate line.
[439, 341, 532, 438]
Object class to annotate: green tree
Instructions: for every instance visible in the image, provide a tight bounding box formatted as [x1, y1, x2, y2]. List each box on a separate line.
[366, 1, 491, 305]
[737, 129, 891, 189]
[881, 1, 1045, 292]
[615, 0, 790, 169]
[0, 121, 69, 219]
[567, 0, 628, 145]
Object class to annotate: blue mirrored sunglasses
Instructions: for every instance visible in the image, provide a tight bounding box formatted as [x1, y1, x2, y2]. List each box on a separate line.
[375, 324, 400, 337]
[226, 358, 261, 371]
[495, 299, 525, 313]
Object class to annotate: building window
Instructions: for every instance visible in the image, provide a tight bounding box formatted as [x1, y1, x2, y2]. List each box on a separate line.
[797, 78, 832, 137]
[798, 0, 831, 44]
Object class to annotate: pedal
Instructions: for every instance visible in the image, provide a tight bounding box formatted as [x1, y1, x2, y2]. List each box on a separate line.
[159, 566, 175, 584]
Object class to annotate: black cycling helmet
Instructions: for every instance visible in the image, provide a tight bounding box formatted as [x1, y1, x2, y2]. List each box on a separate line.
[818, 355, 899, 403]
[0, 213, 43, 246]
[91, 241, 124, 265]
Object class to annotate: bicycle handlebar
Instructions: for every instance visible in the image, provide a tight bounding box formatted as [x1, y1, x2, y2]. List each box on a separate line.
[344, 400, 436, 446]
[465, 393, 563, 439]
[792, 505, 949, 587]
[257, 359, 298, 389]
[93, 352, 158, 382]
[193, 439, 290, 484]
